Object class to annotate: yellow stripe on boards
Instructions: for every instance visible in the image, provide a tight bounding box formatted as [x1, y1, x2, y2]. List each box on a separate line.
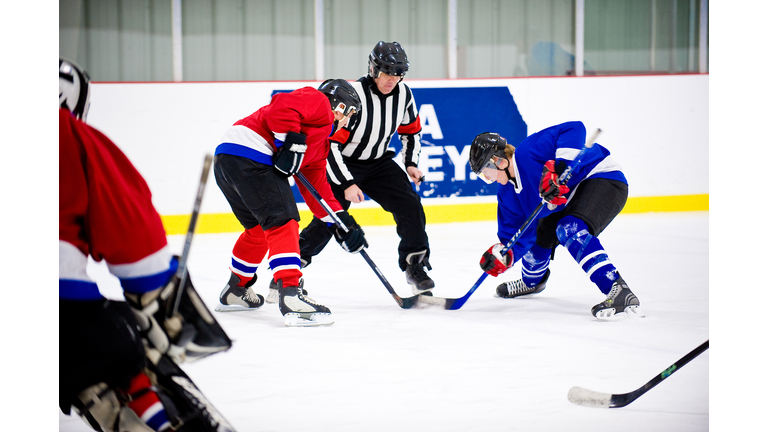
[619, 194, 709, 214]
[160, 194, 709, 236]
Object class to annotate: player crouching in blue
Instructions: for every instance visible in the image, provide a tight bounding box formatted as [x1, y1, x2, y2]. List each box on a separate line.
[469, 122, 644, 320]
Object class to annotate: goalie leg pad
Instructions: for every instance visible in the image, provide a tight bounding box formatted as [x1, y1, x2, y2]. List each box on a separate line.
[72, 383, 156, 432]
[147, 355, 237, 432]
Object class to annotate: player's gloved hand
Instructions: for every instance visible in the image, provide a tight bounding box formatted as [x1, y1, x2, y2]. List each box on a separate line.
[539, 160, 570, 206]
[273, 131, 307, 177]
[124, 256, 195, 364]
[480, 243, 513, 277]
[332, 211, 368, 253]
[125, 284, 173, 358]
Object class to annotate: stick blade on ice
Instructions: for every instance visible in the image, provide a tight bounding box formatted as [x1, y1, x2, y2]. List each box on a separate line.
[567, 386, 613, 408]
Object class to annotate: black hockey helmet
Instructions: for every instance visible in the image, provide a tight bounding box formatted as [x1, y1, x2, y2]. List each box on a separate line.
[368, 41, 409, 78]
[60, 58, 91, 121]
[470, 132, 508, 183]
[318, 79, 362, 117]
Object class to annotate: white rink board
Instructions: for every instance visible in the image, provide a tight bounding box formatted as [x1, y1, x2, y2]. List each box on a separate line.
[85, 75, 709, 216]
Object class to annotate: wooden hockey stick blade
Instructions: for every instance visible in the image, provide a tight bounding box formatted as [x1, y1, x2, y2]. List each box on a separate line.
[567, 340, 709, 409]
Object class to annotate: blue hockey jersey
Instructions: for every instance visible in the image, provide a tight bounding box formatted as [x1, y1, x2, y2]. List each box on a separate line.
[496, 121, 627, 264]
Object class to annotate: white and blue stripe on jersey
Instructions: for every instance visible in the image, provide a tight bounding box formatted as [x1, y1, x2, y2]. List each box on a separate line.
[215, 125, 276, 166]
[59, 241, 177, 301]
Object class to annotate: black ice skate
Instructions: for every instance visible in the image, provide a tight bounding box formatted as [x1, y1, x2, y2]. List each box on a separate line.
[277, 280, 334, 327]
[266, 278, 308, 304]
[591, 277, 645, 320]
[496, 269, 550, 299]
[215, 272, 264, 312]
[405, 250, 435, 295]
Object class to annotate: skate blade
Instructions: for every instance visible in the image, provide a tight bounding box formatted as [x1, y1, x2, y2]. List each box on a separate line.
[594, 305, 646, 321]
[214, 303, 263, 312]
[284, 313, 334, 327]
[495, 291, 538, 299]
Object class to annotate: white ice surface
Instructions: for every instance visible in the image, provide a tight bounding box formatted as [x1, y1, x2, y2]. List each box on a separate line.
[59, 212, 710, 431]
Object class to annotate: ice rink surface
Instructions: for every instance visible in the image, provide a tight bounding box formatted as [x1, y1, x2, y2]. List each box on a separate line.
[60, 212, 710, 432]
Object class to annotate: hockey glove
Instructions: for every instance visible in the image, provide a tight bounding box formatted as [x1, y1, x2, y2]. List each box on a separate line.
[332, 211, 368, 253]
[479, 243, 514, 277]
[125, 258, 232, 364]
[273, 131, 307, 177]
[539, 160, 570, 206]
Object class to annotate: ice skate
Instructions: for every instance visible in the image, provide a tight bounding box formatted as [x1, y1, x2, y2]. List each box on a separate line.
[405, 250, 435, 295]
[591, 277, 645, 320]
[277, 280, 334, 327]
[215, 272, 264, 312]
[496, 269, 550, 299]
[266, 278, 308, 304]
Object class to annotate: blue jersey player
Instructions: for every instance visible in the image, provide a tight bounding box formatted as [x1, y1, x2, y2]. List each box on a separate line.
[469, 121, 644, 320]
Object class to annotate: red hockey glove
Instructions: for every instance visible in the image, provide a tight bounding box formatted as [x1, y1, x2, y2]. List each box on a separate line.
[479, 243, 514, 277]
[539, 160, 570, 206]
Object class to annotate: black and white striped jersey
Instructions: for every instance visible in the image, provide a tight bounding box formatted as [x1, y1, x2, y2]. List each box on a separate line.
[327, 75, 422, 189]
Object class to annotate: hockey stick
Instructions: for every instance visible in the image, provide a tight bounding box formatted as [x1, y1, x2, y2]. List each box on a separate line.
[567, 340, 709, 408]
[169, 154, 214, 318]
[294, 172, 421, 309]
[425, 128, 602, 310]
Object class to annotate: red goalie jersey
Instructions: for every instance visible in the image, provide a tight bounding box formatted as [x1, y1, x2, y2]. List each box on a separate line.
[59, 108, 176, 301]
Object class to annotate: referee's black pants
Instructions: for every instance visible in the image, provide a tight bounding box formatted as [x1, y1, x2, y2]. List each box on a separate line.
[299, 157, 430, 271]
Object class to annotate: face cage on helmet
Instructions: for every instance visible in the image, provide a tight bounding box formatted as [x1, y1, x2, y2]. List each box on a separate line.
[333, 101, 358, 118]
[476, 156, 507, 184]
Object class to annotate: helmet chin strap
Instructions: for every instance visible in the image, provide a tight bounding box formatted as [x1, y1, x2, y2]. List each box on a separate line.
[496, 159, 516, 186]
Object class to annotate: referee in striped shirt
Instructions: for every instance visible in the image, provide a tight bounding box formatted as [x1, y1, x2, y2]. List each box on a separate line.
[299, 41, 434, 294]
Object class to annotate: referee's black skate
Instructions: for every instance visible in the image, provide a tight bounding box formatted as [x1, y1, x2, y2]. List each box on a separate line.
[496, 269, 550, 298]
[277, 280, 334, 327]
[215, 272, 264, 312]
[591, 277, 645, 320]
[404, 250, 435, 295]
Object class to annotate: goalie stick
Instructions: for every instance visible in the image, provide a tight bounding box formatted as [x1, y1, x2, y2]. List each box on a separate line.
[567, 340, 709, 408]
[169, 154, 214, 318]
[421, 129, 602, 311]
[294, 172, 421, 309]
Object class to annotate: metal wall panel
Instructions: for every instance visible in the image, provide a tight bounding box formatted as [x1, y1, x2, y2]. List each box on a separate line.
[457, 0, 575, 78]
[324, 0, 448, 80]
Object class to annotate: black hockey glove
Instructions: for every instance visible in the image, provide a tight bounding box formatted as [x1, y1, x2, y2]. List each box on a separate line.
[332, 211, 368, 253]
[273, 131, 307, 177]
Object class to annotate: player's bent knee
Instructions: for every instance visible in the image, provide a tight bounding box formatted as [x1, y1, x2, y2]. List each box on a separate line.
[555, 215, 591, 248]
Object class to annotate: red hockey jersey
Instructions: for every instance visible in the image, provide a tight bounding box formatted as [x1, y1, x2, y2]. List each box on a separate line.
[59, 108, 175, 301]
[214, 87, 343, 220]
